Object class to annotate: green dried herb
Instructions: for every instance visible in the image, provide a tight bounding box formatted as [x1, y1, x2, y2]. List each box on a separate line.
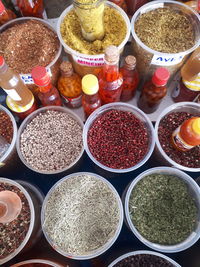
[129, 174, 198, 245]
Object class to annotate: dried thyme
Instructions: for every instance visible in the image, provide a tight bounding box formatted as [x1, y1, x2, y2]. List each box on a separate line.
[129, 174, 198, 245]
[44, 174, 120, 255]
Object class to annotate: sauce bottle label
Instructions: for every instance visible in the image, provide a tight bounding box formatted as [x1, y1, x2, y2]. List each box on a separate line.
[3, 89, 22, 101]
[62, 94, 82, 108]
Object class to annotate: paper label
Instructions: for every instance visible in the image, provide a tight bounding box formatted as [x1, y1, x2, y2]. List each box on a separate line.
[62, 94, 82, 108]
[151, 54, 184, 66]
[20, 68, 52, 84]
[72, 55, 104, 67]
[3, 89, 22, 101]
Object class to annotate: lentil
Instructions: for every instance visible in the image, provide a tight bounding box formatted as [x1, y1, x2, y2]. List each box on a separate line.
[158, 112, 200, 168]
[20, 110, 83, 172]
[44, 174, 120, 255]
[0, 182, 30, 259]
[87, 109, 149, 169]
[113, 254, 174, 267]
[129, 174, 198, 245]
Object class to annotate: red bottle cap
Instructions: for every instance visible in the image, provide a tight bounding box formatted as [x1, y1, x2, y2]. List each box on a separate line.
[0, 55, 5, 67]
[0, 1, 5, 14]
[152, 68, 170, 86]
[31, 66, 50, 86]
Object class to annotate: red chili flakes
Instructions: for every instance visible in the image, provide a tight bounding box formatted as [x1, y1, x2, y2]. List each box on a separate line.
[87, 109, 149, 169]
[0, 182, 31, 259]
[158, 112, 200, 168]
[0, 111, 13, 143]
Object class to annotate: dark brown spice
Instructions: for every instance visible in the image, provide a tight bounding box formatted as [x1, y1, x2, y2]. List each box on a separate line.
[0, 110, 13, 143]
[0, 182, 31, 259]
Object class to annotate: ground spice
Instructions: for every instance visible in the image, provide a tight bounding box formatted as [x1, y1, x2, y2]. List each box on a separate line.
[113, 254, 174, 267]
[20, 110, 83, 172]
[129, 174, 198, 245]
[87, 109, 149, 169]
[60, 6, 127, 54]
[44, 174, 120, 255]
[135, 7, 195, 53]
[0, 20, 59, 74]
[0, 110, 13, 143]
[158, 112, 200, 168]
[0, 182, 30, 259]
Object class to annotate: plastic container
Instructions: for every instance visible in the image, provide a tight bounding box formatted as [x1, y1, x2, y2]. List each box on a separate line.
[124, 167, 200, 253]
[41, 172, 124, 260]
[108, 250, 181, 266]
[0, 178, 43, 265]
[57, 2, 130, 77]
[83, 102, 155, 173]
[154, 102, 200, 172]
[10, 259, 64, 267]
[0, 104, 17, 171]
[16, 106, 84, 175]
[131, 0, 200, 82]
[0, 17, 62, 94]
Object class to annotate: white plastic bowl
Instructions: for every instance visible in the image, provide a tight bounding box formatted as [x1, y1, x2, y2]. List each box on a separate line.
[10, 259, 64, 267]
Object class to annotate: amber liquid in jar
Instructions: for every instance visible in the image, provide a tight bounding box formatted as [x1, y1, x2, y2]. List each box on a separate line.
[181, 47, 200, 81]
[16, 0, 44, 18]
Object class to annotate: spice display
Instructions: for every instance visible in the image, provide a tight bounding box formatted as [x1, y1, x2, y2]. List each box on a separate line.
[129, 174, 198, 245]
[74, 0, 105, 42]
[20, 110, 83, 172]
[120, 55, 139, 101]
[31, 66, 62, 107]
[0, 181, 31, 259]
[0, 110, 13, 143]
[16, 0, 45, 18]
[158, 112, 200, 168]
[82, 74, 101, 118]
[135, 7, 195, 53]
[43, 174, 120, 255]
[113, 254, 173, 267]
[98, 45, 123, 104]
[172, 117, 200, 151]
[138, 68, 170, 114]
[0, 20, 59, 74]
[60, 6, 127, 55]
[181, 47, 200, 81]
[0, 0, 16, 26]
[87, 109, 149, 169]
[57, 61, 82, 108]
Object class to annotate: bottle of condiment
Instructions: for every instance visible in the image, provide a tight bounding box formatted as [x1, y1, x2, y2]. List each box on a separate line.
[16, 0, 45, 18]
[172, 117, 200, 152]
[125, 0, 147, 17]
[137, 67, 170, 114]
[98, 45, 123, 104]
[120, 55, 139, 101]
[0, 56, 33, 107]
[82, 74, 101, 118]
[31, 66, 62, 107]
[57, 61, 82, 108]
[0, 0, 16, 26]
[184, 1, 199, 13]
[109, 0, 127, 13]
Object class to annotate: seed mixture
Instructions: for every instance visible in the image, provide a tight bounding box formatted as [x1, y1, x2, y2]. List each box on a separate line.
[0, 20, 59, 74]
[20, 110, 83, 172]
[60, 7, 127, 54]
[0, 182, 30, 259]
[87, 110, 149, 169]
[113, 254, 174, 267]
[158, 112, 200, 168]
[129, 174, 198, 245]
[135, 7, 195, 53]
[0, 111, 13, 143]
[44, 174, 120, 255]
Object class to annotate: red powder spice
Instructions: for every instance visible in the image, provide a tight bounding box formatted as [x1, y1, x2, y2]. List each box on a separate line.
[158, 112, 200, 168]
[87, 109, 149, 169]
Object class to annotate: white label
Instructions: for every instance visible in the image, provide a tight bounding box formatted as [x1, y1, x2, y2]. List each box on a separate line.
[3, 89, 22, 101]
[20, 68, 52, 84]
[151, 54, 184, 66]
[72, 55, 104, 67]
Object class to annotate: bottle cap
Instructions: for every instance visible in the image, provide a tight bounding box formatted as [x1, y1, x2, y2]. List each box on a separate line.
[124, 55, 136, 70]
[6, 95, 34, 113]
[0, 55, 5, 67]
[60, 61, 73, 76]
[192, 118, 200, 135]
[31, 66, 50, 86]
[82, 74, 99, 95]
[152, 67, 170, 86]
[0, 1, 5, 14]
[104, 45, 119, 64]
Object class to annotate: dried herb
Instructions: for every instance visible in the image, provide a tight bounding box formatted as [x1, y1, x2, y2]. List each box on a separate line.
[129, 174, 198, 245]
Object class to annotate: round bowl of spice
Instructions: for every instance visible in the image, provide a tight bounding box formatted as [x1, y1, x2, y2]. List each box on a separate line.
[11, 259, 66, 267]
[16, 106, 84, 174]
[83, 102, 155, 173]
[0, 104, 17, 171]
[131, 0, 200, 81]
[41, 172, 123, 259]
[125, 167, 200, 253]
[0, 178, 38, 265]
[155, 102, 200, 172]
[57, 1, 130, 77]
[108, 250, 181, 267]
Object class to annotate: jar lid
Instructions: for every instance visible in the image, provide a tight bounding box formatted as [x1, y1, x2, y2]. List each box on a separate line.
[152, 68, 170, 86]
[82, 74, 99, 95]
[31, 66, 50, 86]
[124, 55, 136, 70]
[104, 45, 119, 64]
[60, 61, 73, 76]
[6, 95, 34, 113]
[183, 73, 200, 91]
[0, 1, 5, 14]
[192, 118, 200, 135]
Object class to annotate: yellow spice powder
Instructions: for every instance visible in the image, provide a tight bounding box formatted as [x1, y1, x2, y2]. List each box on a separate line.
[60, 6, 127, 55]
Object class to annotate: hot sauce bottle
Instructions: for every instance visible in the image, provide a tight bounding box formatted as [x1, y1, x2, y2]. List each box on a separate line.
[98, 45, 123, 104]
[0, 0, 16, 26]
[16, 0, 45, 18]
